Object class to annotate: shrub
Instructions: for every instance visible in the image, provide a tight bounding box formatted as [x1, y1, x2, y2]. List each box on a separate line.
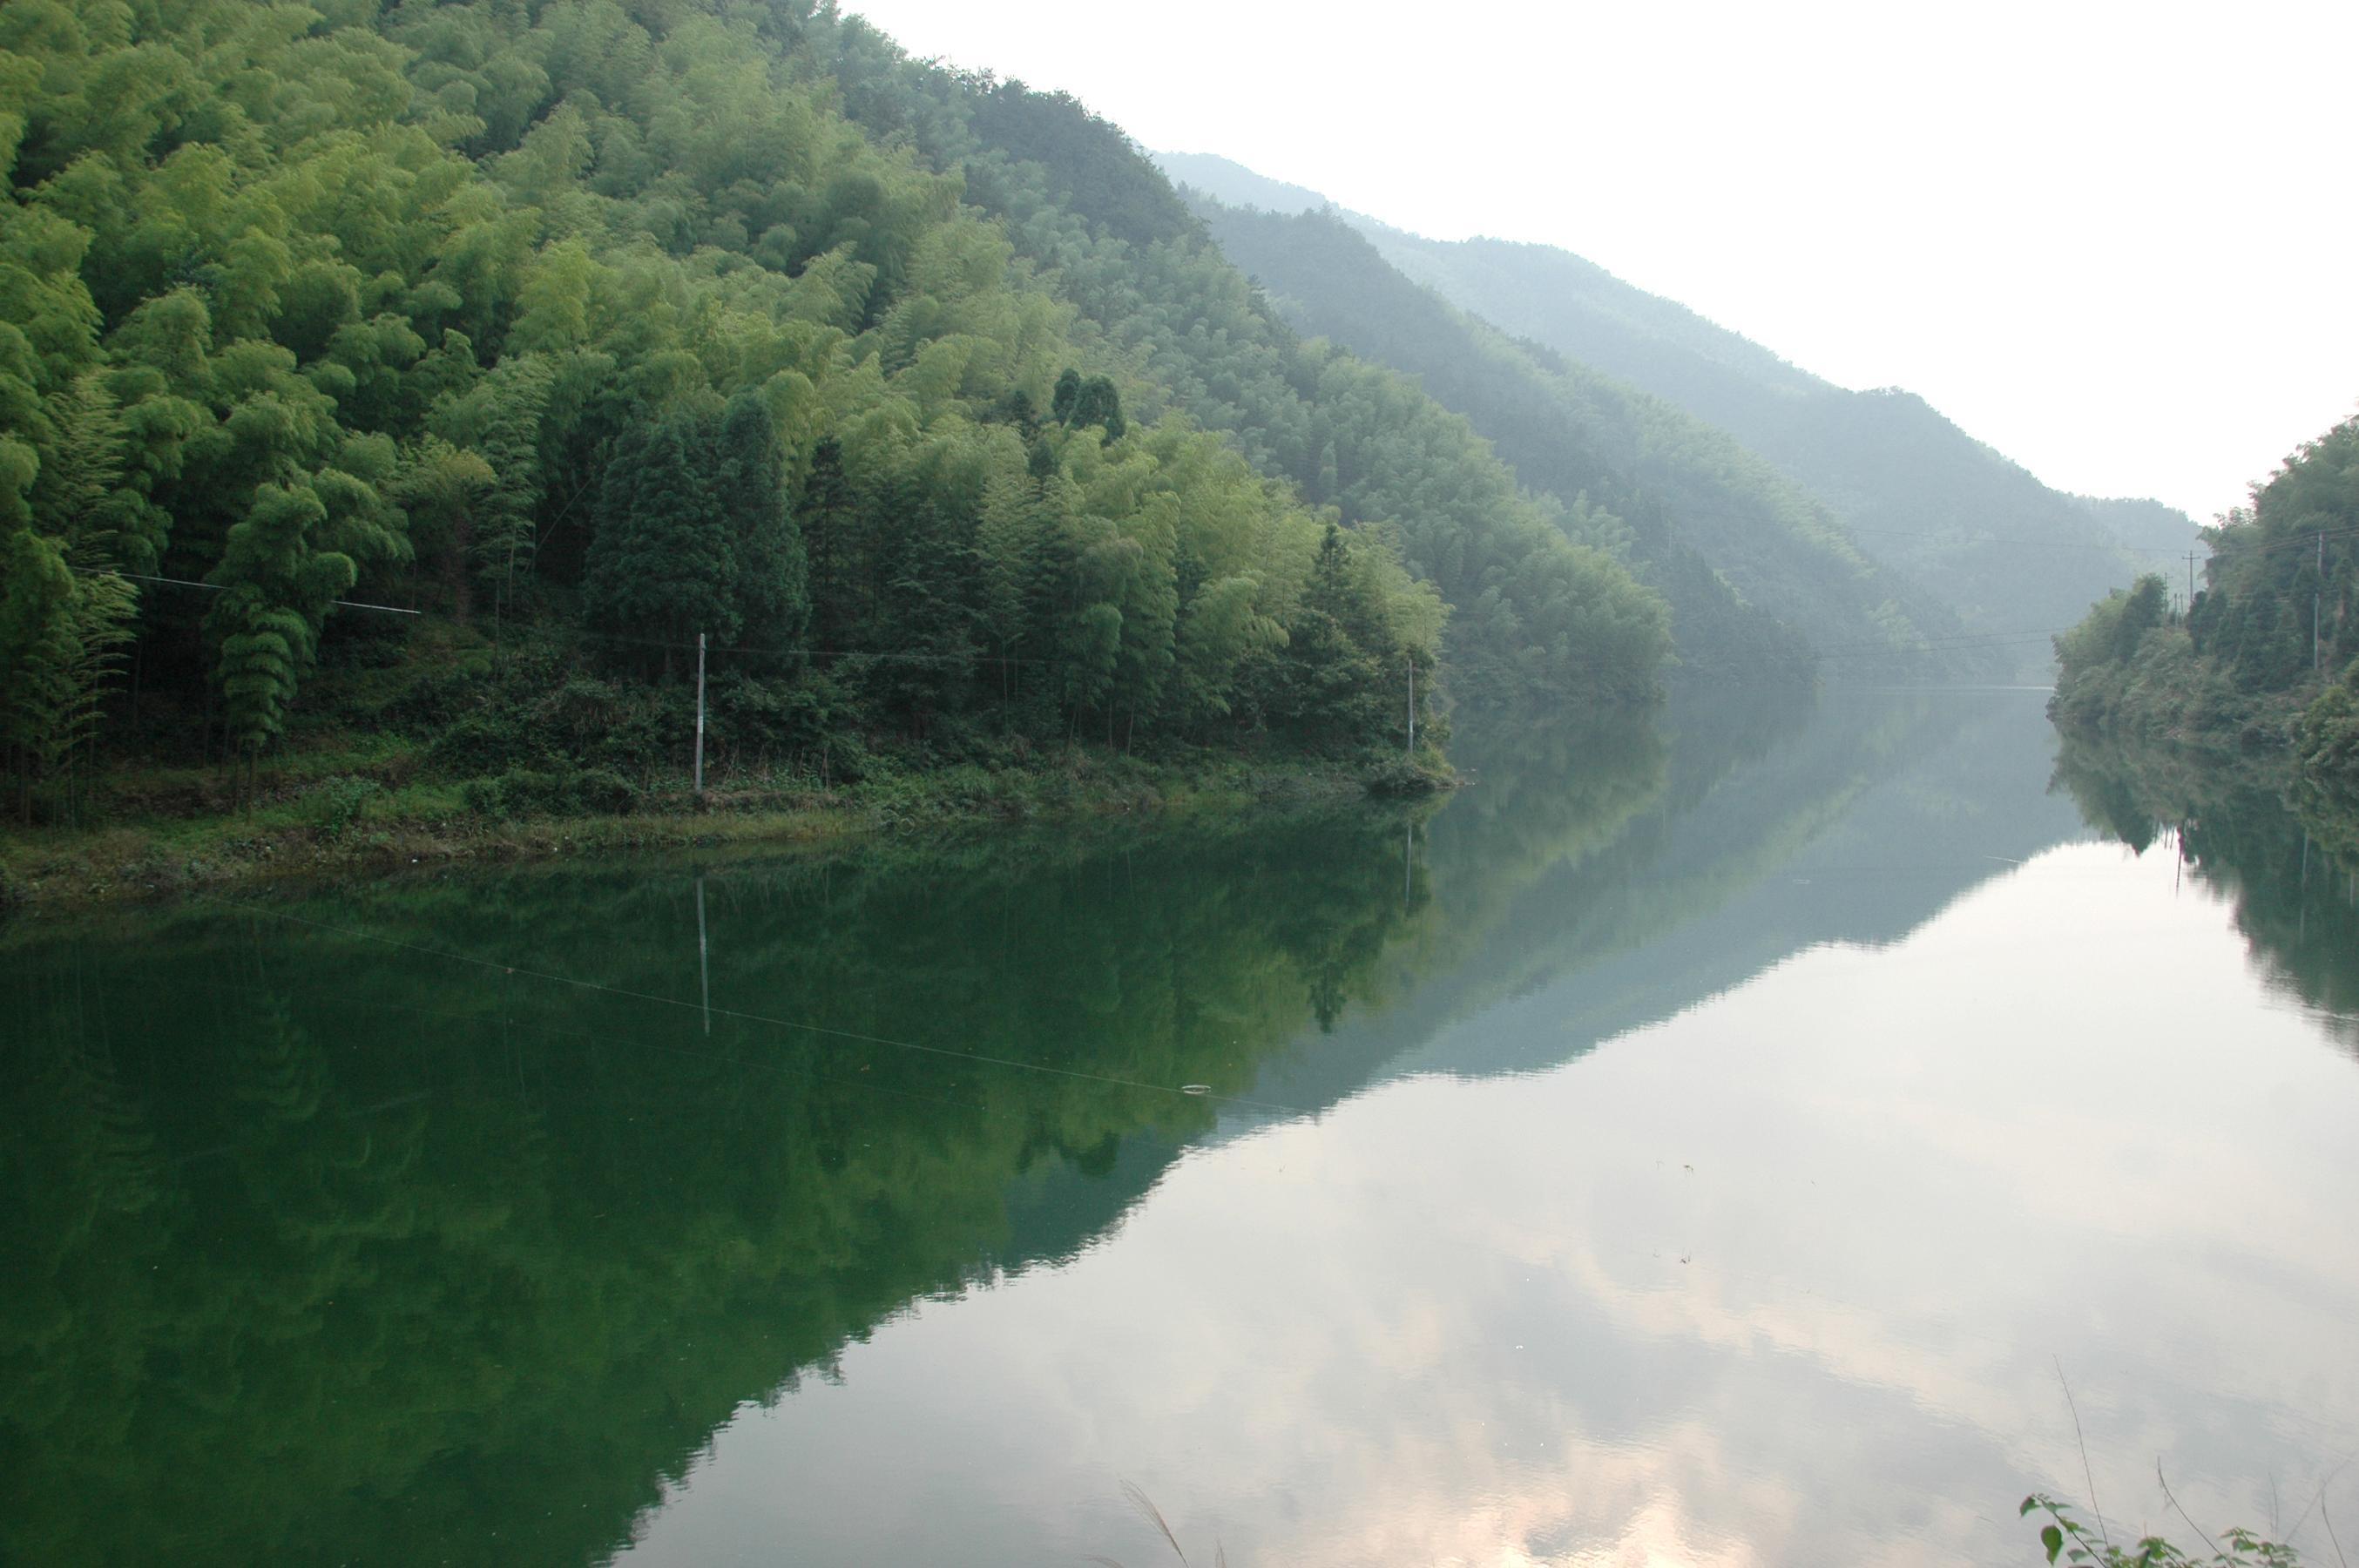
[2295, 666, 2359, 788]
[461, 765, 638, 822]
[427, 715, 553, 778]
[302, 775, 382, 839]
[1364, 757, 1454, 796]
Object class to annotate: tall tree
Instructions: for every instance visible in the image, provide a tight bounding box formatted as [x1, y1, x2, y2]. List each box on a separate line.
[206, 482, 359, 767]
[583, 411, 739, 674]
[713, 391, 806, 649]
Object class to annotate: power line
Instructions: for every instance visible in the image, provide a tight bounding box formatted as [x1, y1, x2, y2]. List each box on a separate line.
[2213, 522, 2359, 558]
[87, 568, 422, 617]
[1830, 519, 2356, 562]
[92, 566, 1071, 666]
[562, 625, 1065, 667]
[83, 523, 2347, 686]
[1830, 524, 2198, 558]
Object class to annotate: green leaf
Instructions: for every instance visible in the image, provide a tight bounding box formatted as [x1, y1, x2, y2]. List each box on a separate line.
[2043, 1524, 2064, 1564]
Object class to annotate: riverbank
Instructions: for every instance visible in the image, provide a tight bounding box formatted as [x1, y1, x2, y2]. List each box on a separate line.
[0, 745, 1453, 916]
[2046, 614, 2316, 754]
[2046, 636, 2359, 840]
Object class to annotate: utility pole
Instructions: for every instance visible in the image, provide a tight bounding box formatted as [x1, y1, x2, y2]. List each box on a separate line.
[2186, 551, 2199, 617]
[2315, 531, 2326, 675]
[1406, 654, 1416, 758]
[694, 631, 707, 797]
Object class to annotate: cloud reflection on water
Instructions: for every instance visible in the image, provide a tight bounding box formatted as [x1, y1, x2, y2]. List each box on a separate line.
[621, 841, 2359, 1566]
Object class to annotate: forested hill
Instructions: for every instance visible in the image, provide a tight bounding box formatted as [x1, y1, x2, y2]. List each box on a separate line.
[0, 0, 1675, 826]
[1158, 151, 2188, 659]
[1188, 199, 1986, 679]
[2051, 413, 2359, 801]
[2074, 495, 2208, 562]
[807, 30, 1677, 702]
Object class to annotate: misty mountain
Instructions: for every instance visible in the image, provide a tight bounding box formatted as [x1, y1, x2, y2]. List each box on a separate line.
[1184, 199, 1991, 679]
[2074, 495, 2209, 564]
[1159, 151, 2190, 664]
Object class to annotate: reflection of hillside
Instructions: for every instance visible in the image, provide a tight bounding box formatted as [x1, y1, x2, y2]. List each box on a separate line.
[2052, 734, 2359, 1042]
[1419, 688, 2094, 1076]
[0, 811, 1442, 1568]
[2, 692, 2099, 1566]
[1251, 687, 2093, 1101]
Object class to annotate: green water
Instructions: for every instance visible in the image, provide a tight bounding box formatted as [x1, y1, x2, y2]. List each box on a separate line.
[6, 689, 2357, 1565]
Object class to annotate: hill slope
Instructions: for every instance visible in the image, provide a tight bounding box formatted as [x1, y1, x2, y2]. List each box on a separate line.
[808, 41, 1678, 704]
[0, 0, 1692, 827]
[1191, 200, 1990, 679]
[1159, 151, 2186, 661]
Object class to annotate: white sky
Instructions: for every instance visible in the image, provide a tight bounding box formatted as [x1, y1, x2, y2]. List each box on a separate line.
[843, 0, 2359, 523]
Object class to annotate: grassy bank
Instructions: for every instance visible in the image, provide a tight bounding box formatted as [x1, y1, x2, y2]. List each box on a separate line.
[3, 613, 1458, 915]
[0, 737, 1450, 915]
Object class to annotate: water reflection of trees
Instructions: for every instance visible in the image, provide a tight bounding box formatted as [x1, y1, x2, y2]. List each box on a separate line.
[3, 687, 2117, 1567]
[3, 807, 1473, 1568]
[2052, 733, 2359, 1038]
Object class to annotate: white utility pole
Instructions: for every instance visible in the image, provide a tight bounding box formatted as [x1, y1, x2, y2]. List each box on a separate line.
[694, 631, 707, 796]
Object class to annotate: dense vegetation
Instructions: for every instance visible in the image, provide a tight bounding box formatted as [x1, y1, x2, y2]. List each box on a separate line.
[1160, 152, 2182, 660]
[811, 46, 1673, 705]
[1189, 199, 1997, 679]
[2051, 416, 2359, 798]
[0, 0, 1683, 829]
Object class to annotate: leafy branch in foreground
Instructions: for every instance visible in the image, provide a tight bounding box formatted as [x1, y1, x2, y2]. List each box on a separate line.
[2023, 1494, 2314, 1566]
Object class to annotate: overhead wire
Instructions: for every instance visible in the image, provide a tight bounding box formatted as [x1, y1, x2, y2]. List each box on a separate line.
[98, 569, 1072, 668]
[81, 513, 2351, 691]
[1828, 524, 2197, 558]
[89, 567, 423, 617]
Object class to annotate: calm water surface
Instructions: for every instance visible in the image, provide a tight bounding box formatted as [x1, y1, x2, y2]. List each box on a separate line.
[7, 689, 2357, 1565]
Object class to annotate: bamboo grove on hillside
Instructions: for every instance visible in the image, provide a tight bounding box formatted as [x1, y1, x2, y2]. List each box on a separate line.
[0, 0, 1678, 819]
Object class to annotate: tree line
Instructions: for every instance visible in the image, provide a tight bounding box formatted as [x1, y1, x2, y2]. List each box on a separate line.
[2051, 412, 2359, 794]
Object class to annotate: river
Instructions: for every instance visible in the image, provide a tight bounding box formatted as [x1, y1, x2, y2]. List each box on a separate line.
[5, 687, 2356, 1565]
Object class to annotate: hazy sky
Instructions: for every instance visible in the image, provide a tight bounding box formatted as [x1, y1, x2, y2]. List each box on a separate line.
[842, 0, 2358, 523]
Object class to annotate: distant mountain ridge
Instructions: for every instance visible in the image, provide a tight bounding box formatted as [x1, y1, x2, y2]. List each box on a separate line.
[1186, 199, 1985, 678]
[1156, 151, 2197, 660]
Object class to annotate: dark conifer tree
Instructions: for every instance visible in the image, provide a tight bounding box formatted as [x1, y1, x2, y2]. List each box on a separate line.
[1071, 375, 1125, 440]
[584, 413, 740, 675]
[801, 437, 855, 649]
[714, 393, 807, 649]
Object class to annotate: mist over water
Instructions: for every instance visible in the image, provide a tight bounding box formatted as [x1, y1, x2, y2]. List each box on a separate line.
[7, 688, 2357, 1566]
